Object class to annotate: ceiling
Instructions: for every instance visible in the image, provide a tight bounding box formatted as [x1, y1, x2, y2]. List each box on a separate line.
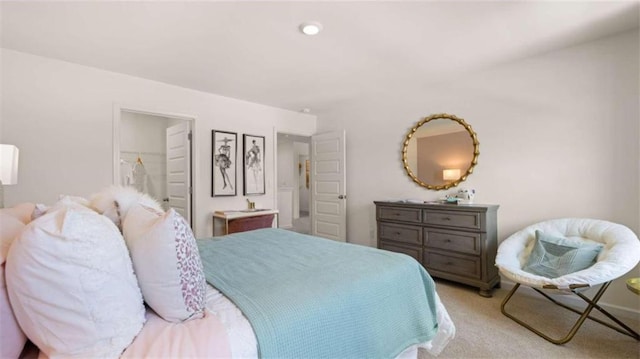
[1, 1, 638, 115]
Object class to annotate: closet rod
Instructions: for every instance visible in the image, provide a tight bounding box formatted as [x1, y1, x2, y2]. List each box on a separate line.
[120, 150, 164, 155]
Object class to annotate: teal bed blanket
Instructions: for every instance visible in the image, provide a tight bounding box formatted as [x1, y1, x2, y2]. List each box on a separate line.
[197, 228, 439, 359]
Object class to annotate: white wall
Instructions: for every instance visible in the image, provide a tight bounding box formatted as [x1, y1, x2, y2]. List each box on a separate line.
[317, 30, 639, 312]
[0, 49, 316, 238]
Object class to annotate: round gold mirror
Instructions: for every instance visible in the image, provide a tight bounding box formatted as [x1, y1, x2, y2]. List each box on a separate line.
[402, 113, 479, 190]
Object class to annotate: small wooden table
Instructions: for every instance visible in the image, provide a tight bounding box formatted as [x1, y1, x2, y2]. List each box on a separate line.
[213, 209, 279, 236]
[627, 278, 640, 295]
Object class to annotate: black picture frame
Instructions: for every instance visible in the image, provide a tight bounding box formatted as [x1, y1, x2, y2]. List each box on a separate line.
[243, 134, 265, 195]
[211, 130, 237, 197]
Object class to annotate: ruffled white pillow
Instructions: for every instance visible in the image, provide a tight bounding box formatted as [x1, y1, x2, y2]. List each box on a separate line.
[5, 201, 145, 358]
[123, 203, 206, 322]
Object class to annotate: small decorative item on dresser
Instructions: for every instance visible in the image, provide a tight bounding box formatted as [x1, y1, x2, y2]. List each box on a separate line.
[456, 188, 475, 203]
[444, 196, 459, 204]
[374, 200, 499, 297]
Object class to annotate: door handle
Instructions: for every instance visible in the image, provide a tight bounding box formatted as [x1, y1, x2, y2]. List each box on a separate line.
[338, 195, 347, 199]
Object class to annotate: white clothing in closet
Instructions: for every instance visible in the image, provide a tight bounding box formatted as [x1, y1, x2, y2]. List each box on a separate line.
[132, 161, 148, 193]
[120, 161, 134, 186]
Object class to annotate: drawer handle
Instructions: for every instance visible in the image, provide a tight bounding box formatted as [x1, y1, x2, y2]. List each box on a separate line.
[394, 213, 401, 216]
[395, 231, 401, 235]
[441, 217, 451, 221]
[445, 239, 451, 243]
[446, 262, 454, 266]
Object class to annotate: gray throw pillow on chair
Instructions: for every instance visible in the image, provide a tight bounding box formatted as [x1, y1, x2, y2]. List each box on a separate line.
[523, 230, 603, 278]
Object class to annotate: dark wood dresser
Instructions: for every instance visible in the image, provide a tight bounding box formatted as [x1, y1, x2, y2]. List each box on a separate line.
[374, 201, 500, 297]
[212, 209, 279, 236]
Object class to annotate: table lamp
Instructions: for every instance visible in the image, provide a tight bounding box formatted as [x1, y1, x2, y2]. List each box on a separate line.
[0, 144, 19, 208]
[442, 168, 460, 181]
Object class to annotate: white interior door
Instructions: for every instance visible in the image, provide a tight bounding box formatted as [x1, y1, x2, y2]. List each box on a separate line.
[166, 122, 192, 224]
[311, 130, 346, 242]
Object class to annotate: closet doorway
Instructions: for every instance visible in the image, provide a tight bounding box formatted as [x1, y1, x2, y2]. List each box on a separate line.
[276, 133, 310, 234]
[114, 108, 194, 226]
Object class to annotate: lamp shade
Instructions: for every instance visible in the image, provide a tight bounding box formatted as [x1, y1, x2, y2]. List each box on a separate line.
[443, 168, 460, 181]
[0, 144, 19, 185]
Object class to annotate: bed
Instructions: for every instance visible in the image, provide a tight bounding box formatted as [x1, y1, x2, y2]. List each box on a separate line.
[1, 191, 455, 359]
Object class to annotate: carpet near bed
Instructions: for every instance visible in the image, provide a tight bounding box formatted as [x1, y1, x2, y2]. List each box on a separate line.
[197, 228, 440, 359]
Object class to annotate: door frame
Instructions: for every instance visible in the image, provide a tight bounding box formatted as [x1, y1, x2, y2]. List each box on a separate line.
[274, 128, 346, 240]
[273, 128, 313, 231]
[112, 103, 197, 225]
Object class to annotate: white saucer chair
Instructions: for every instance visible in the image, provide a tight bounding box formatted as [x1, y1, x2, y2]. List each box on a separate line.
[495, 218, 640, 344]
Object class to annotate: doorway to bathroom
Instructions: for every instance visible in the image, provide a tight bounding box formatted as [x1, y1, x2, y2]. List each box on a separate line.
[276, 133, 310, 234]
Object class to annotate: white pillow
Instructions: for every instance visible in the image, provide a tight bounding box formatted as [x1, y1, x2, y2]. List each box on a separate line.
[123, 204, 206, 323]
[90, 186, 163, 230]
[32, 195, 95, 220]
[5, 203, 146, 358]
[0, 213, 27, 359]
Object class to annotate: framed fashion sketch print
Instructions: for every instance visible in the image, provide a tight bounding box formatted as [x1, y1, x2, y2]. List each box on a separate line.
[243, 134, 265, 195]
[212, 130, 237, 196]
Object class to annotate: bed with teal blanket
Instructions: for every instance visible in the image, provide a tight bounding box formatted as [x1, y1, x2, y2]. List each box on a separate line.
[197, 228, 454, 358]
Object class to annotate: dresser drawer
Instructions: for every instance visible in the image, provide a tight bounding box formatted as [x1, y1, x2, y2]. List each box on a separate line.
[375, 201, 499, 297]
[378, 223, 423, 245]
[423, 251, 481, 279]
[378, 206, 422, 223]
[380, 242, 422, 263]
[425, 228, 481, 255]
[423, 210, 482, 230]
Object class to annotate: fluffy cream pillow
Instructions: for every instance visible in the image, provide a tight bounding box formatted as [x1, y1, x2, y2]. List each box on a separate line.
[0, 213, 28, 359]
[90, 186, 163, 230]
[123, 204, 206, 322]
[5, 202, 146, 358]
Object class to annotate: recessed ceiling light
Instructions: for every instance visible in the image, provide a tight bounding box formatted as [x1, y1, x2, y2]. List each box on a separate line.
[299, 22, 322, 36]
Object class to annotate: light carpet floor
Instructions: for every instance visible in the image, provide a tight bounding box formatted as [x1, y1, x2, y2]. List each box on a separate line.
[423, 279, 640, 358]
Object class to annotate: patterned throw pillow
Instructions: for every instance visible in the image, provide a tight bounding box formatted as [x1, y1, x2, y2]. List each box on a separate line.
[123, 204, 206, 322]
[523, 230, 603, 278]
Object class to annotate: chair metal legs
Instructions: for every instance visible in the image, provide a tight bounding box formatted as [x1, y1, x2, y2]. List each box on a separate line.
[500, 282, 640, 344]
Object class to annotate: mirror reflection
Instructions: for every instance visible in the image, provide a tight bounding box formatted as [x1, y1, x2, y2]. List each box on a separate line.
[402, 113, 479, 190]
